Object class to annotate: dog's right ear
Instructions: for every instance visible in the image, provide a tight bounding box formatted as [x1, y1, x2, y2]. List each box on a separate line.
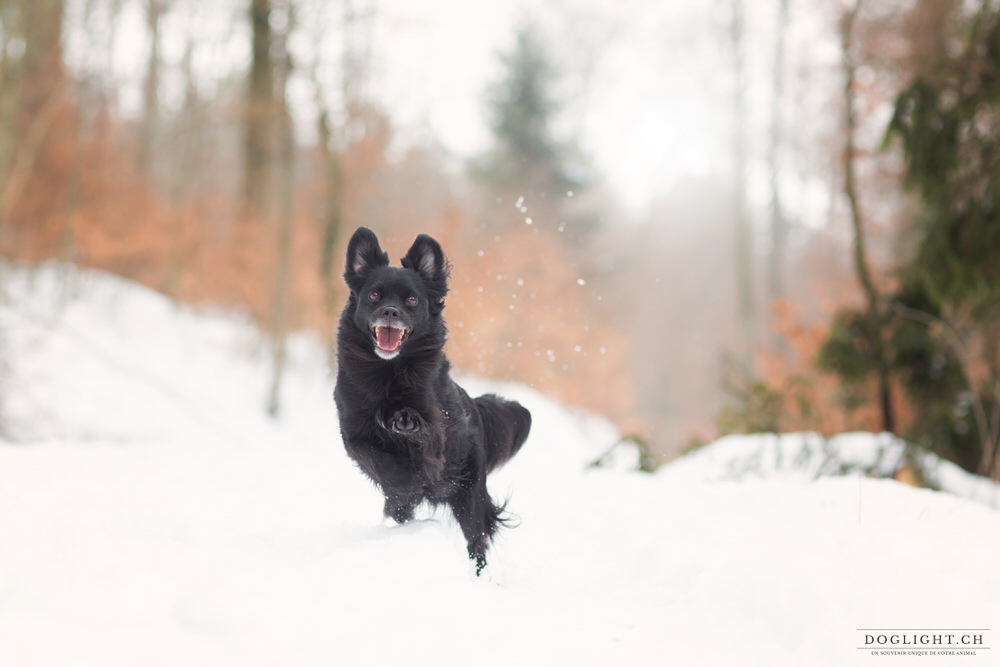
[344, 227, 389, 292]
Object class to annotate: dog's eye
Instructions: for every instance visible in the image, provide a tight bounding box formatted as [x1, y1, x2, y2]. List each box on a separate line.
[368, 290, 381, 302]
[406, 295, 419, 307]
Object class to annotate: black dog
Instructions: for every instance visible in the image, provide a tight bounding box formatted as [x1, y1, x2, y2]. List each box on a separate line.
[334, 227, 531, 574]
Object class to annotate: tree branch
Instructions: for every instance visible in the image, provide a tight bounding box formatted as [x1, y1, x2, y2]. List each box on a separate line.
[893, 302, 1000, 478]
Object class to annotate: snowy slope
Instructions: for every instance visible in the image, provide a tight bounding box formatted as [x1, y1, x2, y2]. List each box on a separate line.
[1, 265, 999, 667]
[659, 431, 1000, 508]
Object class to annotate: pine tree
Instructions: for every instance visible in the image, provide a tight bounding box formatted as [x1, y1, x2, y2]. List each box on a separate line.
[473, 21, 585, 220]
[883, 5, 1000, 478]
[822, 2, 1000, 478]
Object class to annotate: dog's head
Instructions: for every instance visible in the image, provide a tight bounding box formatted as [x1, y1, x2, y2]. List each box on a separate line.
[342, 227, 449, 361]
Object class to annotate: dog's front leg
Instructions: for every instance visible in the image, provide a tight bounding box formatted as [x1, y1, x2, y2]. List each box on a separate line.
[352, 445, 419, 495]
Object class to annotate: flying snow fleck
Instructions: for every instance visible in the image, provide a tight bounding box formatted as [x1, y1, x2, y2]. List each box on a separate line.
[566, 191, 574, 197]
[576, 278, 586, 286]
[525, 217, 533, 225]
[515, 196, 524, 208]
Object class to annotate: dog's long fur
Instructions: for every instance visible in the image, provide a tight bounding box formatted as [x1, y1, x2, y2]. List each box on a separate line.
[334, 227, 531, 574]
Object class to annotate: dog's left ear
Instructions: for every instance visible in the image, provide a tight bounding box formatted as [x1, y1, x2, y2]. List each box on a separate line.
[402, 234, 449, 309]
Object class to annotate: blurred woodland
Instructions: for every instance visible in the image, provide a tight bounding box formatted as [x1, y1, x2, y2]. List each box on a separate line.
[2, 0, 1000, 480]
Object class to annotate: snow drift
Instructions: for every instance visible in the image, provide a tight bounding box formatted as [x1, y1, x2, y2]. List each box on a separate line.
[1, 265, 998, 666]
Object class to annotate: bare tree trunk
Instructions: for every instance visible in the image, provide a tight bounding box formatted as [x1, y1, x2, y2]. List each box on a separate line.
[0, 5, 24, 258]
[2, 0, 66, 227]
[0, 0, 65, 253]
[138, 0, 166, 178]
[21, 0, 65, 111]
[266, 1, 295, 419]
[317, 114, 341, 283]
[731, 0, 755, 375]
[841, 0, 895, 434]
[243, 0, 275, 218]
[895, 303, 1000, 479]
[317, 105, 343, 372]
[164, 38, 202, 299]
[767, 0, 789, 309]
[314, 92, 342, 304]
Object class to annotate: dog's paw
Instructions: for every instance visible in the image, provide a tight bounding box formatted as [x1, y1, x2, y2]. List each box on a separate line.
[390, 407, 422, 434]
[469, 549, 488, 576]
[384, 496, 418, 524]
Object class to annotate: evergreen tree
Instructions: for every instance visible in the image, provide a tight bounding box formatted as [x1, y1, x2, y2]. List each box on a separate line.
[823, 3, 1000, 478]
[473, 21, 586, 219]
[885, 6, 1000, 478]
[886, 8, 1000, 315]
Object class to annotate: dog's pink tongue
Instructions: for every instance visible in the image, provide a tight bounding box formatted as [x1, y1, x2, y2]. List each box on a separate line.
[377, 326, 403, 351]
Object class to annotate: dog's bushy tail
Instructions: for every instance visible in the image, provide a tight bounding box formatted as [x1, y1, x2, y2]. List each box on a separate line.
[474, 394, 532, 473]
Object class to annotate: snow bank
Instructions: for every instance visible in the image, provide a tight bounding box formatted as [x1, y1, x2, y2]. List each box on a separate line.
[661, 431, 1000, 508]
[1, 265, 998, 666]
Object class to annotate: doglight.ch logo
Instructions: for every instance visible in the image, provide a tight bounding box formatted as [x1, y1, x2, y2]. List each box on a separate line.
[858, 629, 991, 657]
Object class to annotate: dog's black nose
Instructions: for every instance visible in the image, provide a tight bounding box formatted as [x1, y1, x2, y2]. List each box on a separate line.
[382, 306, 400, 319]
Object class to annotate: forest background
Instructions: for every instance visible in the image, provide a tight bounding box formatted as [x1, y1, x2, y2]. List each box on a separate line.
[3, 0, 1000, 481]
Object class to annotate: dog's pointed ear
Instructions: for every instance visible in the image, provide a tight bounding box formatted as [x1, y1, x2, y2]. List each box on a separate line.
[344, 227, 388, 291]
[402, 234, 444, 281]
[402, 234, 449, 310]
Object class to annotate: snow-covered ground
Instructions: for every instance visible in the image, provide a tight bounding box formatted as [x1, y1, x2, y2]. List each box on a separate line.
[1, 265, 998, 666]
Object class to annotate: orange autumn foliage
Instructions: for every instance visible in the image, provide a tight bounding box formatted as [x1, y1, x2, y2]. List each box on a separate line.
[754, 297, 916, 437]
[441, 223, 635, 426]
[3, 107, 636, 436]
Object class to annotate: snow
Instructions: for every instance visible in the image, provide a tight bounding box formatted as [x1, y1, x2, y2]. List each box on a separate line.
[1, 264, 999, 666]
[660, 432, 1000, 507]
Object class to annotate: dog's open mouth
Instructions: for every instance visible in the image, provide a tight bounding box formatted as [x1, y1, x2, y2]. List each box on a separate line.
[371, 325, 411, 355]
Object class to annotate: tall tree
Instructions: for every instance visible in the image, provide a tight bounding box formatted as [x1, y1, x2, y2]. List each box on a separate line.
[138, 0, 167, 178]
[266, 0, 296, 418]
[473, 20, 586, 230]
[0, 3, 24, 245]
[839, 0, 895, 434]
[885, 2, 1000, 478]
[730, 0, 756, 375]
[313, 73, 342, 307]
[0, 0, 68, 258]
[243, 0, 275, 217]
[767, 0, 790, 310]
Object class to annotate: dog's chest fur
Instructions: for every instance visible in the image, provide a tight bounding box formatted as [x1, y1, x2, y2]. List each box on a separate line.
[335, 338, 454, 489]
